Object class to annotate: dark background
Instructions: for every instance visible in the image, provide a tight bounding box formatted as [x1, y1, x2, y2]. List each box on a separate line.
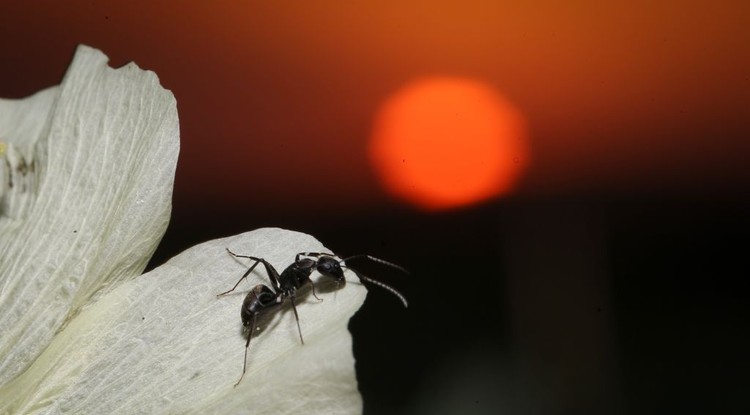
[2, 2, 748, 413]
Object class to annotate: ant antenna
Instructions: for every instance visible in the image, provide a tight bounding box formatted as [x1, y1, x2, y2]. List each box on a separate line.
[341, 255, 410, 275]
[340, 256, 409, 308]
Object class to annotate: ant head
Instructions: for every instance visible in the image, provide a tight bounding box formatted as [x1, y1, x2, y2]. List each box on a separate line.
[315, 255, 346, 282]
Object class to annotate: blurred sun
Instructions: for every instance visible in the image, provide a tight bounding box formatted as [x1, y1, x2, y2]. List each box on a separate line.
[369, 77, 529, 211]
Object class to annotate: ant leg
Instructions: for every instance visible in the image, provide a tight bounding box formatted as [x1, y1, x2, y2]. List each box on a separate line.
[295, 251, 335, 261]
[218, 260, 261, 297]
[227, 249, 283, 292]
[234, 315, 256, 387]
[309, 280, 323, 302]
[289, 295, 304, 345]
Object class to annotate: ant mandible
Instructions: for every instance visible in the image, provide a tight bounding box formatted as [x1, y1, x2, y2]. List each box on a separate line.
[218, 248, 408, 386]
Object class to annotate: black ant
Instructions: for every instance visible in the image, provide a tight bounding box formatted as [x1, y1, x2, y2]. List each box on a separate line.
[295, 252, 409, 308]
[218, 248, 407, 386]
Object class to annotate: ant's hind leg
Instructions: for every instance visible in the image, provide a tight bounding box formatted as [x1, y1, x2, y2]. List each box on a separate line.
[218, 258, 261, 297]
[234, 315, 256, 387]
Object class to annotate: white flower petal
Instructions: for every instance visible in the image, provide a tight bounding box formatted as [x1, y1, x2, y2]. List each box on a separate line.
[0, 45, 179, 386]
[0, 228, 366, 414]
[0, 87, 57, 221]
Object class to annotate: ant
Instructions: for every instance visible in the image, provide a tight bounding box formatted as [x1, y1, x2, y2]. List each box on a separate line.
[218, 248, 407, 386]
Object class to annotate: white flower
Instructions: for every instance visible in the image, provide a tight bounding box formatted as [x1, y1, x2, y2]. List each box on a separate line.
[0, 46, 365, 414]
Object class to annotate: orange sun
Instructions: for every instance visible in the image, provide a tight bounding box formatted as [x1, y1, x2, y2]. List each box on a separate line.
[369, 77, 529, 211]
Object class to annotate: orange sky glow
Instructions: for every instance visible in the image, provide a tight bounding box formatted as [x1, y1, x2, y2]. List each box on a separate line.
[1, 1, 748, 211]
